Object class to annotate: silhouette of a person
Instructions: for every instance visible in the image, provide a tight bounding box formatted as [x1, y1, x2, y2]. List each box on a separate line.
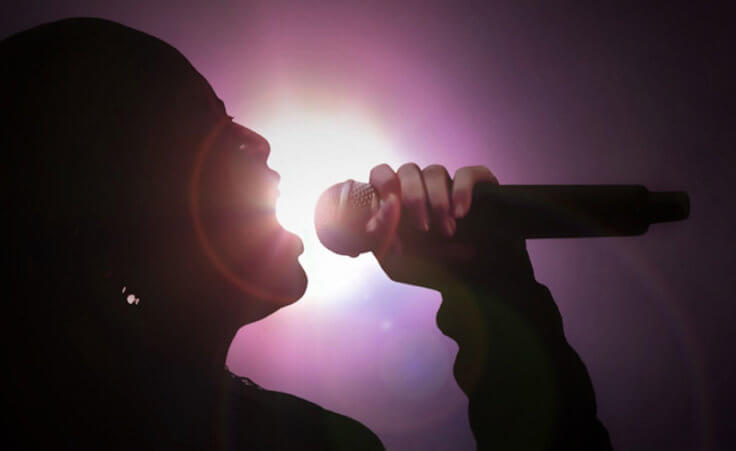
[2, 18, 612, 450]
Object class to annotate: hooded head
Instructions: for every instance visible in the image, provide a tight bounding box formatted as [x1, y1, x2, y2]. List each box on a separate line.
[2, 17, 306, 420]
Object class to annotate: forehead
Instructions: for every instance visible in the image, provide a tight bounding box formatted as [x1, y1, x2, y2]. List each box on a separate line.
[199, 85, 270, 159]
[203, 90, 227, 119]
[213, 97, 227, 115]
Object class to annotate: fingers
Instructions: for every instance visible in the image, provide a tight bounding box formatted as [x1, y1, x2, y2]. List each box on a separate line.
[366, 190, 399, 234]
[368, 164, 401, 233]
[369, 164, 401, 202]
[366, 187, 402, 259]
[397, 163, 429, 231]
[367, 165, 402, 254]
[367, 163, 499, 242]
[423, 164, 455, 237]
[451, 166, 498, 218]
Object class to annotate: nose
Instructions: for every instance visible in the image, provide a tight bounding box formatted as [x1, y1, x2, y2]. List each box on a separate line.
[254, 134, 271, 160]
[233, 122, 271, 160]
[268, 167, 281, 184]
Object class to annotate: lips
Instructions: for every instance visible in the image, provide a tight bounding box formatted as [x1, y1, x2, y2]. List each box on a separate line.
[272, 222, 304, 257]
[296, 236, 304, 255]
[286, 230, 305, 256]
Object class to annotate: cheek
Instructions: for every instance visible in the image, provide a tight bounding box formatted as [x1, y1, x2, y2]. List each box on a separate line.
[193, 146, 305, 302]
[199, 170, 279, 262]
[195, 215, 306, 305]
[204, 215, 278, 261]
[200, 150, 271, 213]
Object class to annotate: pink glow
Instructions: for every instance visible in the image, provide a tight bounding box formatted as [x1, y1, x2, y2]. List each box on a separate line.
[2, 2, 720, 449]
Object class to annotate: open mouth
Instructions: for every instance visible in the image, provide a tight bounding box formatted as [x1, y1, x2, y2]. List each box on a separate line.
[273, 224, 304, 257]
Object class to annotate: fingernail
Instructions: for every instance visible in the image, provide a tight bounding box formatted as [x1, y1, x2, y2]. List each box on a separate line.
[422, 218, 430, 231]
[366, 216, 378, 233]
[445, 217, 456, 237]
[377, 201, 391, 222]
[454, 204, 466, 218]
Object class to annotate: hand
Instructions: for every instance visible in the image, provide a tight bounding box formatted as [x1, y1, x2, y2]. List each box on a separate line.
[366, 163, 499, 289]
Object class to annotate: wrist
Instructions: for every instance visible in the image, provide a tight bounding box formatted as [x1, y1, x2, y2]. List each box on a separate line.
[441, 240, 565, 339]
[455, 237, 536, 287]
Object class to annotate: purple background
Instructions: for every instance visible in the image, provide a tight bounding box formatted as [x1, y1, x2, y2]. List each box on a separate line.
[3, 2, 734, 450]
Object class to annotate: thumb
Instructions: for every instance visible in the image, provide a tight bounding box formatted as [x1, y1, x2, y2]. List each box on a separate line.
[366, 193, 401, 258]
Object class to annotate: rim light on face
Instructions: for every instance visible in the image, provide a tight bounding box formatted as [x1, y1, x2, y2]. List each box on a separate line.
[190, 117, 301, 305]
[252, 104, 403, 304]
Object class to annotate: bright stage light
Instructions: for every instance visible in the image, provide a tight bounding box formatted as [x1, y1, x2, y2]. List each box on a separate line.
[250, 102, 404, 302]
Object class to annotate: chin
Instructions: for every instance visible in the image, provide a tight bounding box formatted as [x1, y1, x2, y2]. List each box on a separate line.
[264, 230, 308, 305]
[251, 259, 308, 307]
[276, 261, 308, 304]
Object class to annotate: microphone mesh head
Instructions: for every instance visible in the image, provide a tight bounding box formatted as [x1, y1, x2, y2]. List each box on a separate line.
[314, 180, 377, 256]
[348, 182, 375, 209]
[314, 182, 341, 227]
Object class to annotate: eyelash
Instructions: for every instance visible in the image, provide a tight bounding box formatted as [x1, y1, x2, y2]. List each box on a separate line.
[237, 143, 268, 163]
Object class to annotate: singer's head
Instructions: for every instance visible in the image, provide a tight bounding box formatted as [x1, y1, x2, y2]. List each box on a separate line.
[3, 18, 306, 367]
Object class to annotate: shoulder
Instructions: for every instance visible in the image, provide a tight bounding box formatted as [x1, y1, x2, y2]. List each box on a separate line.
[222, 372, 384, 451]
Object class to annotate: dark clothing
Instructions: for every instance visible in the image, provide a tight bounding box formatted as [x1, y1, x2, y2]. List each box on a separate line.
[226, 241, 611, 450]
[435, 245, 612, 450]
[2, 18, 610, 450]
[222, 373, 384, 450]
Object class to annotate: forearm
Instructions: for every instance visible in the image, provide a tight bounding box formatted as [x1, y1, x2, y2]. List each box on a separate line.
[437, 242, 611, 450]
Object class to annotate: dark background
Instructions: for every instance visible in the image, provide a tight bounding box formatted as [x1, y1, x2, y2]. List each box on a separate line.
[2, 1, 734, 449]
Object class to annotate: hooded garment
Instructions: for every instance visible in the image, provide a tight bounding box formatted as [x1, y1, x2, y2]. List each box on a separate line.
[1, 18, 383, 450]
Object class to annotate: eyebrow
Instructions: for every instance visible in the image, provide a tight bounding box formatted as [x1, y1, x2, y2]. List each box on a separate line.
[226, 123, 270, 159]
[212, 96, 227, 117]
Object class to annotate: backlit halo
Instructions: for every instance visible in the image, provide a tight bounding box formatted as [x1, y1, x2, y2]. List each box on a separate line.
[248, 101, 403, 302]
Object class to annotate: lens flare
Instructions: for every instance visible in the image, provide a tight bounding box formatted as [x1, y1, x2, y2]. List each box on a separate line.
[246, 102, 404, 302]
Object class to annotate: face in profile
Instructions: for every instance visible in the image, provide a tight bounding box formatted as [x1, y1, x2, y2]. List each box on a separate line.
[193, 105, 308, 309]
[3, 22, 311, 442]
[3, 18, 307, 332]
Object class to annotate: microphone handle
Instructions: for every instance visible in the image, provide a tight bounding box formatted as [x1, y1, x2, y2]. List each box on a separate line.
[460, 184, 689, 239]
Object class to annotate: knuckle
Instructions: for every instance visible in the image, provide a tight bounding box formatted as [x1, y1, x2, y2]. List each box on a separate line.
[454, 167, 471, 179]
[467, 165, 490, 179]
[473, 166, 499, 183]
[457, 165, 498, 184]
[397, 162, 422, 175]
[370, 164, 400, 193]
[370, 163, 394, 178]
[453, 169, 474, 187]
[423, 164, 448, 177]
[470, 165, 491, 173]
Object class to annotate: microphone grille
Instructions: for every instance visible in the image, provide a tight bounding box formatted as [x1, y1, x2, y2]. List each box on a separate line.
[314, 180, 377, 256]
[348, 182, 376, 209]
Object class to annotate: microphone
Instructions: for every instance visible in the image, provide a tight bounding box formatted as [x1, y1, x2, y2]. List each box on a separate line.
[314, 180, 690, 256]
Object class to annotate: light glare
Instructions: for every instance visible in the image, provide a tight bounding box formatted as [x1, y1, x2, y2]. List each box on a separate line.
[251, 103, 403, 302]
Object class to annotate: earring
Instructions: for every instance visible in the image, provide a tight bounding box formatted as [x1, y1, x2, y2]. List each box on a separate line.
[121, 285, 140, 305]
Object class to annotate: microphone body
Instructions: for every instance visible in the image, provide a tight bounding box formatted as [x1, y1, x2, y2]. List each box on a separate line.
[315, 181, 690, 256]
